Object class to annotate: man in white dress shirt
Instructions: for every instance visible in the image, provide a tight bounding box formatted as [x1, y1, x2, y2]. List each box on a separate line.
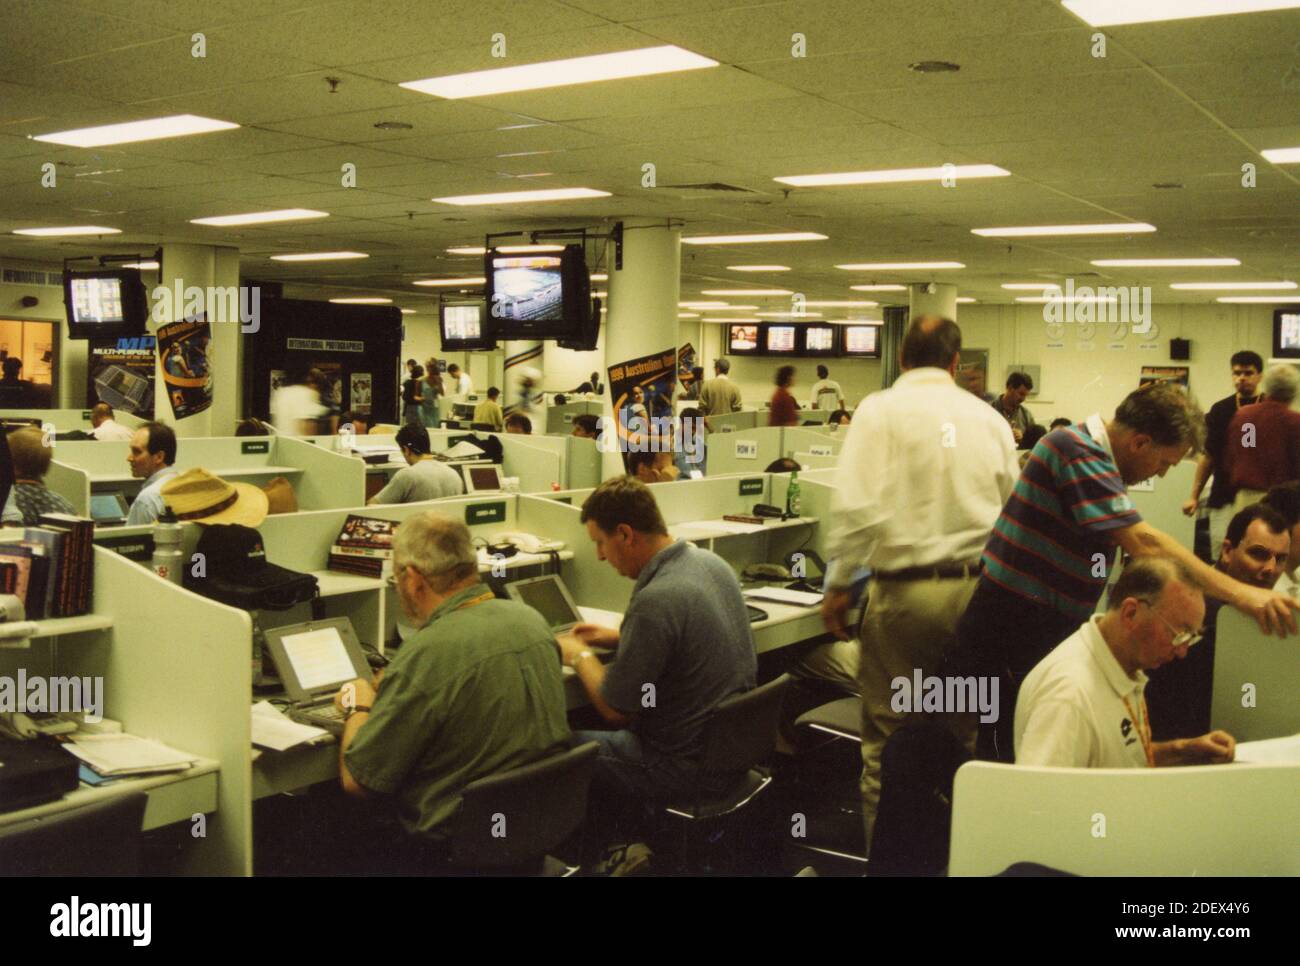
[1015, 556, 1235, 768]
[821, 315, 1020, 855]
[90, 403, 134, 441]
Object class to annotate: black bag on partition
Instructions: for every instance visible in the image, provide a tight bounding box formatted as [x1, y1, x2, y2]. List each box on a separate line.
[183, 524, 318, 611]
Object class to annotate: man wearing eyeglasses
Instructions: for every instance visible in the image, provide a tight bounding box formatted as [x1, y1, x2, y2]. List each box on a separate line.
[1014, 556, 1236, 769]
[1145, 503, 1291, 742]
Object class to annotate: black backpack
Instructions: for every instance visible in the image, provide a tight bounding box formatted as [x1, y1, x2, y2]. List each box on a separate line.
[183, 524, 318, 611]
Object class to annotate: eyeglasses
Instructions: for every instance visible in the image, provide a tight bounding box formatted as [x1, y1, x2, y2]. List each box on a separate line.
[1139, 600, 1204, 649]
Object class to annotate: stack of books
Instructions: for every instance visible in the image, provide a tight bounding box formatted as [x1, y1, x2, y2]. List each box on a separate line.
[0, 514, 95, 619]
[328, 514, 396, 578]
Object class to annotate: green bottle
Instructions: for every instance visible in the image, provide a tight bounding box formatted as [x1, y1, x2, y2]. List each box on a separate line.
[785, 470, 801, 517]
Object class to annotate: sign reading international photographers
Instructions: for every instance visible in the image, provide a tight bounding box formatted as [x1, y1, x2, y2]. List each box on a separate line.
[157, 315, 213, 420]
[87, 335, 156, 415]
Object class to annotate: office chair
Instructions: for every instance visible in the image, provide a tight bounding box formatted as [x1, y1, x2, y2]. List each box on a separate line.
[445, 741, 598, 876]
[662, 674, 791, 872]
[0, 792, 148, 875]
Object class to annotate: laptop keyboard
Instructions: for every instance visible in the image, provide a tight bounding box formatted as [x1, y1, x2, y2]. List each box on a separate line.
[291, 703, 347, 735]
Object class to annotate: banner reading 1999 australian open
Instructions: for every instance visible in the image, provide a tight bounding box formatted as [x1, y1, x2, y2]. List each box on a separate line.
[87, 335, 156, 416]
[157, 315, 213, 421]
[607, 347, 677, 452]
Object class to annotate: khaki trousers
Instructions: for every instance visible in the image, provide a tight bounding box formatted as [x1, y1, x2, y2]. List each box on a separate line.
[1234, 489, 1268, 514]
[857, 574, 980, 857]
[1207, 504, 1236, 558]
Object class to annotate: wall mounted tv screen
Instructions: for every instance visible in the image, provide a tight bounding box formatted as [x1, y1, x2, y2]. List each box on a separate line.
[727, 324, 760, 355]
[485, 244, 590, 340]
[802, 324, 837, 357]
[1274, 308, 1300, 359]
[841, 324, 882, 358]
[64, 269, 149, 339]
[764, 324, 797, 354]
[440, 302, 494, 351]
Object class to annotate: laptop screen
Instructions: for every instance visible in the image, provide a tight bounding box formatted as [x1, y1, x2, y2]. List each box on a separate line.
[280, 626, 358, 692]
[90, 491, 128, 521]
[513, 577, 581, 629]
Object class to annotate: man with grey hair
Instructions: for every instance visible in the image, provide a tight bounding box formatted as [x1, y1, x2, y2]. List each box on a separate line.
[697, 358, 742, 416]
[335, 511, 570, 864]
[1226, 363, 1300, 511]
[1015, 557, 1235, 768]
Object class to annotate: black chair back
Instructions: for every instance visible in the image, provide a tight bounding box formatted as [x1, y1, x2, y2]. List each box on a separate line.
[447, 741, 598, 869]
[0, 792, 147, 875]
[700, 674, 791, 773]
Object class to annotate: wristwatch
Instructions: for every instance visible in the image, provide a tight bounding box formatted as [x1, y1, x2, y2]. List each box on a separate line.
[571, 650, 595, 670]
[346, 705, 372, 720]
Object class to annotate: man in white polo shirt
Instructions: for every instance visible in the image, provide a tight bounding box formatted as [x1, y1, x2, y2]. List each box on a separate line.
[1015, 557, 1236, 768]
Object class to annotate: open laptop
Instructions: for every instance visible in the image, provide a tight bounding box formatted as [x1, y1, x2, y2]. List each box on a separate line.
[89, 491, 130, 526]
[505, 574, 583, 634]
[464, 464, 503, 494]
[261, 617, 372, 735]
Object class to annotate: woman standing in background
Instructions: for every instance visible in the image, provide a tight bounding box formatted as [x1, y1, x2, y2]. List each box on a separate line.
[402, 365, 424, 426]
[769, 365, 800, 427]
[421, 359, 443, 429]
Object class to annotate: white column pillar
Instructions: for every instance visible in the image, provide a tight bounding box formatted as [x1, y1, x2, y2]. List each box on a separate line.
[908, 282, 958, 321]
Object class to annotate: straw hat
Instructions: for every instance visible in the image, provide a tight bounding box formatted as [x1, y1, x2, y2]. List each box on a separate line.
[161, 468, 269, 527]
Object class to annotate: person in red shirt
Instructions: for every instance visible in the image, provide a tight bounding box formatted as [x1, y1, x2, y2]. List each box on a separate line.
[769, 365, 799, 427]
[1225, 364, 1300, 511]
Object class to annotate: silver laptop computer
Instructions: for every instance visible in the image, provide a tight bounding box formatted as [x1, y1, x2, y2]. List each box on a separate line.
[90, 491, 130, 526]
[505, 574, 583, 634]
[262, 617, 371, 735]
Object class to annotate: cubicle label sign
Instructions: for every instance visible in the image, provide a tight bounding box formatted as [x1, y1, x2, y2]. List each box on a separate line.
[810, 445, 834, 457]
[241, 440, 270, 455]
[735, 440, 758, 460]
[466, 502, 506, 525]
[739, 478, 764, 496]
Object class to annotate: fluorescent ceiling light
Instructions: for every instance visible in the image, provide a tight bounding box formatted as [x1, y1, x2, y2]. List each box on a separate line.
[496, 150, 560, 159]
[1002, 282, 1063, 290]
[413, 277, 485, 287]
[830, 318, 883, 325]
[271, 251, 368, 262]
[400, 309, 416, 314]
[33, 113, 238, 148]
[1017, 295, 1118, 304]
[1262, 147, 1300, 164]
[727, 264, 790, 272]
[702, 317, 760, 323]
[432, 188, 609, 206]
[13, 225, 120, 236]
[802, 300, 878, 307]
[191, 208, 328, 227]
[973, 223, 1156, 237]
[680, 301, 730, 309]
[700, 288, 792, 296]
[1216, 296, 1300, 304]
[836, 262, 965, 271]
[678, 312, 700, 318]
[1170, 281, 1296, 290]
[957, 297, 978, 304]
[1062, 1, 1300, 27]
[683, 232, 828, 245]
[329, 297, 391, 304]
[774, 164, 1009, 187]
[696, 304, 758, 311]
[447, 245, 565, 255]
[1092, 258, 1239, 267]
[120, 260, 159, 270]
[592, 273, 608, 281]
[593, 291, 607, 298]
[400, 45, 718, 99]
[850, 284, 907, 292]
[758, 311, 823, 318]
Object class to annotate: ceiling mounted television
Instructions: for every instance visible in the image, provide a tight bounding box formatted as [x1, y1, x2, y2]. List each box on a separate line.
[485, 243, 590, 340]
[63, 268, 149, 339]
[764, 324, 797, 355]
[727, 323, 760, 355]
[1273, 307, 1300, 359]
[801, 324, 837, 357]
[439, 302, 495, 351]
[841, 324, 882, 358]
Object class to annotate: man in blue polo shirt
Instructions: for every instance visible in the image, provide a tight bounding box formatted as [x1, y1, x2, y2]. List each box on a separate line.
[952, 381, 1300, 761]
[558, 477, 755, 871]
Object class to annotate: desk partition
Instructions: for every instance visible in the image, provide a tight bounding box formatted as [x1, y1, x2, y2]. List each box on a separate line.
[1128, 459, 1197, 551]
[0, 408, 145, 433]
[1212, 608, 1300, 741]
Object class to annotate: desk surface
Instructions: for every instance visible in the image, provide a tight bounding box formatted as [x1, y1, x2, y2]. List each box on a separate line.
[670, 515, 815, 541]
[0, 755, 219, 832]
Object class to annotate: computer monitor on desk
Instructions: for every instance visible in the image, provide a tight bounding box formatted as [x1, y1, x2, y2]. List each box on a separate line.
[464, 465, 502, 494]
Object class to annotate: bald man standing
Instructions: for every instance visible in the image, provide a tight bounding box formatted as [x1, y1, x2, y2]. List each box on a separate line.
[90, 403, 134, 441]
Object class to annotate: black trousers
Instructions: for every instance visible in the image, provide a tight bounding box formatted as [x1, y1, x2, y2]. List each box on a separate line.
[948, 579, 1081, 763]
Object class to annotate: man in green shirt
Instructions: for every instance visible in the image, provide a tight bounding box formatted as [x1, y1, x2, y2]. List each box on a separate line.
[336, 511, 570, 862]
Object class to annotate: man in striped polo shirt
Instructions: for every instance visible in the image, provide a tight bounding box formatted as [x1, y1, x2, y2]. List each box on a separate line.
[952, 382, 1300, 761]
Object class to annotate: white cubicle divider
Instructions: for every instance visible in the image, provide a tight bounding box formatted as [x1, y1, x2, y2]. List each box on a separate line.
[0, 408, 146, 433]
[782, 425, 844, 459]
[792, 451, 839, 471]
[1212, 608, 1300, 741]
[499, 434, 564, 493]
[546, 400, 602, 435]
[564, 435, 602, 491]
[706, 409, 758, 434]
[706, 425, 785, 477]
[0, 547, 254, 874]
[1128, 459, 1197, 551]
[949, 760, 1300, 876]
[47, 435, 366, 515]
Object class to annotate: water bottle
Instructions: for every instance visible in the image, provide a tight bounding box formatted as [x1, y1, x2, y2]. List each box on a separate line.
[785, 470, 801, 518]
[151, 509, 184, 585]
